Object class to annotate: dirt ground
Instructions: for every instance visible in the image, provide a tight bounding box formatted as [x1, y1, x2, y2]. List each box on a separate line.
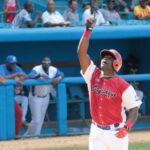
[0, 130, 150, 150]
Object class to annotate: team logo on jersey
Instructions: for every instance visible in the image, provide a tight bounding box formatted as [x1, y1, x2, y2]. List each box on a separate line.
[91, 84, 116, 97]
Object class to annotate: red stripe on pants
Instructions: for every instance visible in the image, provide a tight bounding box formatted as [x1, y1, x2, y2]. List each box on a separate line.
[15, 101, 22, 135]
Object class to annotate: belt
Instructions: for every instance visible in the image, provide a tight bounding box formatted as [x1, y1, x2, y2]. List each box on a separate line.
[92, 121, 120, 130]
[36, 95, 48, 98]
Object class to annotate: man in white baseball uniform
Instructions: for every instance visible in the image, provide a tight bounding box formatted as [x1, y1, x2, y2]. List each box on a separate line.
[25, 57, 64, 136]
[77, 18, 142, 150]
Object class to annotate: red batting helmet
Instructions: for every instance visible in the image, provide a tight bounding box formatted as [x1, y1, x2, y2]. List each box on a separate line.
[100, 49, 122, 72]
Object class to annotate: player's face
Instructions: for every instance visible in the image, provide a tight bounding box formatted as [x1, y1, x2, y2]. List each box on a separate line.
[100, 54, 114, 72]
[42, 62, 51, 71]
[6, 63, 16, 71]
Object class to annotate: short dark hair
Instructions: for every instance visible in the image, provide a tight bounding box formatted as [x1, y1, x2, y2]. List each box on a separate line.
[68, 0, 77, 6]
[107, 0, 115, 4]
[24, 0, 33, 9]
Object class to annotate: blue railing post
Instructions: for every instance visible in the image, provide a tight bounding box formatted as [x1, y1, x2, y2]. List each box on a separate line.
[0, 85, 15, 140]
[56, 82, 67, 135]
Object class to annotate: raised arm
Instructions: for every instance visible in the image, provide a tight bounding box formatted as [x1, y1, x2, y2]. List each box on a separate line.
[77, 18, 95, 74]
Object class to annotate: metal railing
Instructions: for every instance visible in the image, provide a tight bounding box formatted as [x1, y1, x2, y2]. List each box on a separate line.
[0, 74, 150, 140]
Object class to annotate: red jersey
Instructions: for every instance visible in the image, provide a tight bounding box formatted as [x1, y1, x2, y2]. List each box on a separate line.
[81, 61, 142, 125]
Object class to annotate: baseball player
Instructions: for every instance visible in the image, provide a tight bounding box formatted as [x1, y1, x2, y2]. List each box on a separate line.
[0, 55, 27, 135]
[25, 57, 64, 136]
[77, 19, 142, 150]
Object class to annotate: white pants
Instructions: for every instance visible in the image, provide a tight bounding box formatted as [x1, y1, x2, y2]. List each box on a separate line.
[89, 123, 128, 150]
[25, 95, 49, 136]
[15, 95, 28, 122]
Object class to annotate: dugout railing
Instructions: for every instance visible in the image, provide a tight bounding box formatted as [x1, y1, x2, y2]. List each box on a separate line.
[0, 74, 150, 140]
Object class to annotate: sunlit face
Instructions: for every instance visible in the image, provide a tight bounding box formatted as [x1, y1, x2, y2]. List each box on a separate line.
[100, 54, 115, 71]
[47, 1, 55, 12]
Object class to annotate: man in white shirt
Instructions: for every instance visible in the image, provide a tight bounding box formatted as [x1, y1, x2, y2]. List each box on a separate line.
[82, 7, 108, 26]
[11, 1, 41, 28]
[42, 0, 70, 27]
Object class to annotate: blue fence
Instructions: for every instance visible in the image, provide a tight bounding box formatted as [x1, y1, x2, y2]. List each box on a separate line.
[0, 74, 150, 140]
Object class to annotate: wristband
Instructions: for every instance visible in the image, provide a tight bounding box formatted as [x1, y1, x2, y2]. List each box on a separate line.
[83, 30, 92, 38]
[126, 119, 134, 129]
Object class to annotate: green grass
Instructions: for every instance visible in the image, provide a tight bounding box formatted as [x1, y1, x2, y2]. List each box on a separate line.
[39, 143, 150, 150]
[129, 142, 150, 150]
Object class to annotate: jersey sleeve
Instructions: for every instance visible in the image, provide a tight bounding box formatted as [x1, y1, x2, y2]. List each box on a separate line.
[54, 69, 63, 78]
[122, 85, 142, 110]
[28, 69, 40, 78]
[80, 61, 96, 84]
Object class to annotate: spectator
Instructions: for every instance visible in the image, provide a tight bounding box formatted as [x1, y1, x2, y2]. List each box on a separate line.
[42, 0, 70, 27]
[25, 57, 64, 136]
[116, 0, 130, 12]
[63, 0, 79, 24]
[3, 0, 20, 23]
[82, 6, 108, 26]
[134, 0, 150, 20]
[11, 1, 42, 28]
[0, 55, 27, 135]
[131, 0, 140, 10]
[100, 0, 121, 23]
[82, 1, 91, 12]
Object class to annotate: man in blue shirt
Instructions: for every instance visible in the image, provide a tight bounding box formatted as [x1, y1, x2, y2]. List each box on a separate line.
[0, 55, 27, 134]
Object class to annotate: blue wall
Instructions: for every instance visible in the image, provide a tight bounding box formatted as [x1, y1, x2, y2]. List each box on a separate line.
[0, 39, 131, 76]
[0, 26, 150, 114]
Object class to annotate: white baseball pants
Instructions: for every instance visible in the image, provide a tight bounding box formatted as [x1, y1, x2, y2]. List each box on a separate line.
[89, 123, 128, 150]
[25, 95, 49, 136]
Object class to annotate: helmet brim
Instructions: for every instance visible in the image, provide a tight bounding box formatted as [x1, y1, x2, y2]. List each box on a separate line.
[100, 49, 116, 60]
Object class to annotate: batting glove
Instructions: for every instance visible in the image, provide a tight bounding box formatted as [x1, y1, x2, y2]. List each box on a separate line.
[115, 126, 128, 138]
[86, 18, 96, 31]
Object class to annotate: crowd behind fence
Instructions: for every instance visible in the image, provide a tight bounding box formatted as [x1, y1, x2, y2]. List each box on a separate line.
[1, 0, 150, 28]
